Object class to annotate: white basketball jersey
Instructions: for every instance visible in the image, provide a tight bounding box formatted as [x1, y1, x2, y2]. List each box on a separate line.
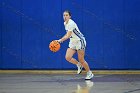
[64, 19, 84, 41]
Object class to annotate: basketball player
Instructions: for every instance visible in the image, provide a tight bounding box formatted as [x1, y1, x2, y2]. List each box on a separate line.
[57, 10, 94, 80]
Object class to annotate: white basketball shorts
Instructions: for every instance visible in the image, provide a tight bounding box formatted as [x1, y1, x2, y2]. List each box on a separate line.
[69, 37, 86, 50]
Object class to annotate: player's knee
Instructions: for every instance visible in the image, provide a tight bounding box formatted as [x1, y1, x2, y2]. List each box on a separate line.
[65, 56, 72, 62]
[78, 58, 85, 64]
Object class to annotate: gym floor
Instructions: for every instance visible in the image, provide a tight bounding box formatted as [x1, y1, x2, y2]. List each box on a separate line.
[0, 71, 140, 93]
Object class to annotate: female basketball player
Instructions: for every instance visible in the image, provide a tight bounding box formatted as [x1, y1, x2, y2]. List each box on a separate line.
[57, 10, 93, 80]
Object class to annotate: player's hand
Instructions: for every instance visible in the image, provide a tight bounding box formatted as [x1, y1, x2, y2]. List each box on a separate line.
[55, 39, 62, 43]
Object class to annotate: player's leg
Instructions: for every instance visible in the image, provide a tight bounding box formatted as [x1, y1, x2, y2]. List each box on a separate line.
[77, 50, 90, 72]
[65, 48, 83, 74]
[65, 48, 78, 65]
[77, 49, 94, 80]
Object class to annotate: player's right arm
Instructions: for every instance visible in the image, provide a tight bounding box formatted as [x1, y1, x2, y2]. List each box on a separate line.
[58, 31, 72, 43]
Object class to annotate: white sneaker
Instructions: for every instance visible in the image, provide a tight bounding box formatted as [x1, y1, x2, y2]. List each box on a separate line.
[85, 71, 94, 80]
[77, 63, 83, 74]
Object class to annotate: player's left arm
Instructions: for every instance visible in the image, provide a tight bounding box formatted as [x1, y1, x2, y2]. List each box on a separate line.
[58, 31, 72, 43]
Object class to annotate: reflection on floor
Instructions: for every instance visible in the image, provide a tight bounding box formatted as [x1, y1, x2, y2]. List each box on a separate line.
[0, 74, 140, 93]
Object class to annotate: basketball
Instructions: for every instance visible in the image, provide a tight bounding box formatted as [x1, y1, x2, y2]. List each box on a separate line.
[49, 40, 60, 52]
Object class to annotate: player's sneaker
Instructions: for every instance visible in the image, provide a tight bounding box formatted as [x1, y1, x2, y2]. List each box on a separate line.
[85, 71, 94, 80]
[77, 62, 83, 74]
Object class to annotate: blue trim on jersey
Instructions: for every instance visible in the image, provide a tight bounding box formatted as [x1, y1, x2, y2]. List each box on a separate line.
[73, 28, 84, 38]
[73, 28, 86, 49]
[80, 40, 84, 49]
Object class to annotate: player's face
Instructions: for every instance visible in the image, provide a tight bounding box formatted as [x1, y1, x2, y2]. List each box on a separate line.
[63, 12, 71, 22]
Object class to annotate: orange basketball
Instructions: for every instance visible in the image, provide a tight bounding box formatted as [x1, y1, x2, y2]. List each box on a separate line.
[49, 40, 60, 52]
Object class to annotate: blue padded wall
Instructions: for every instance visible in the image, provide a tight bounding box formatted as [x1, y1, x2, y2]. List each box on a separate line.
[0, 0, 140, 69]
[1, 0, 22, 69]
